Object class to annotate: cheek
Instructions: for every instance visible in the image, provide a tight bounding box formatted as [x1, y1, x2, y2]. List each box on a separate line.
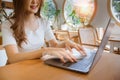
[25, 6, 30, 11]
[38, 0, 41, 5]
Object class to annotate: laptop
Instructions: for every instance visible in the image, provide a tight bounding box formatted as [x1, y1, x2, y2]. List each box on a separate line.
[44, 19, 114, 73]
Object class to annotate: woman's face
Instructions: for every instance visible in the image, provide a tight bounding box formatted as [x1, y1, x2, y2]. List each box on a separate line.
[27, 0, 40, 14]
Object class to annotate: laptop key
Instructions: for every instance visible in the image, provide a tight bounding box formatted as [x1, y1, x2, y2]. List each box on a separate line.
[68, 52, 96, 70]
[62, 62, 75, 67]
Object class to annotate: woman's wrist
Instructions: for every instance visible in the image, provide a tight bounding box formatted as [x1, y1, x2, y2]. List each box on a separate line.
[41, 47, 48, 56]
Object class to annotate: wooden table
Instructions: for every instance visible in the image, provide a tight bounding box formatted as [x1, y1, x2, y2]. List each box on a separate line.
[0, 53, 120, 80]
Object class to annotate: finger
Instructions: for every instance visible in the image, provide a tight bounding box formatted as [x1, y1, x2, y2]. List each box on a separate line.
[65, 50, 77, 62]
[74, 44, 86, 55]
[80, 50, 87, 56]
[65, 44, 72, 52]
[77, 44, 84, 50]
[56, 53, 66, 63]
[67, 51, 77, 62]
[74, 44, 81, 52]
[61, 51, 74, 62]
[74, 46, 85, 56]
[78, 48, 86, 56]
[60, 49, 76, 62]
[67, 52, 77, 62]
[80, 50, 87, 57]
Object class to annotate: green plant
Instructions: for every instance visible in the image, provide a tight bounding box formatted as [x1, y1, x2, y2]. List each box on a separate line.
[64, 0, 81, 27]
[68, 10, 81, 26]
[41, 0, 62, 30]
[41, 0, 56, 23]
[115, 2, 120, 12]
[51, 9, 61, 30]
[53, 9, 61, 24]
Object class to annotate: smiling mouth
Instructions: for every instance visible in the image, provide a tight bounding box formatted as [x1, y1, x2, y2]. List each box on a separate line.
[30, 5, 39, 9]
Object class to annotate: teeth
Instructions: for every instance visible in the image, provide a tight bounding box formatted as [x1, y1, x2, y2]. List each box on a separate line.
[31, 6, 36, 9]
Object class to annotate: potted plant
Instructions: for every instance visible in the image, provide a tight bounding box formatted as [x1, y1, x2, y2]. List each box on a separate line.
[40, 0, 62, 30]
[40, 0, 55, 28]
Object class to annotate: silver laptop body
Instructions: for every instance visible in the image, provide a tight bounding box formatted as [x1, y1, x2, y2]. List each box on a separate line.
[45, 19, 113, 73]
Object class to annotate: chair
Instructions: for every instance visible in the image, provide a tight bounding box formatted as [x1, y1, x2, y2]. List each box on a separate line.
[0, 0, 13, 24]
[54, 30, 70, 41]
[78, 0, 111, 47]
[78, 25, 100, 47]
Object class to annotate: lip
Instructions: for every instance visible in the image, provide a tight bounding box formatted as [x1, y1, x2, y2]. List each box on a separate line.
[30, 5, 38, 9]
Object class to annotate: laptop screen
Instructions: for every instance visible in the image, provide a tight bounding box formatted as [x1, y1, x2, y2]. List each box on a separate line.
[90, 18, 114, 70]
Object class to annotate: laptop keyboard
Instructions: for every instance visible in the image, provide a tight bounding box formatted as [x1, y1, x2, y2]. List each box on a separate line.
[62, 50, 96, 70]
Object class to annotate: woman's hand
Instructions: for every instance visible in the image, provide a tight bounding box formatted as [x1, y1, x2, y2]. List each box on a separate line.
[42, 47, 77, 63]
[64, 40, 86, 56]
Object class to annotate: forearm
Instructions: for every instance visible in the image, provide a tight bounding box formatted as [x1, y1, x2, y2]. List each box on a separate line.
[8, 48, 44, 64]
[55, 40, 70, 48]
[48, 39, 65, 48]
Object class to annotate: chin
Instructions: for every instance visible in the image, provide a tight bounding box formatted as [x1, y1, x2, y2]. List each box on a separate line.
[30, 10, 39, 14]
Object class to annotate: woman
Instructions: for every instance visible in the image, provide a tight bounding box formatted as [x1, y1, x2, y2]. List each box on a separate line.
[1, 0, 86, 64]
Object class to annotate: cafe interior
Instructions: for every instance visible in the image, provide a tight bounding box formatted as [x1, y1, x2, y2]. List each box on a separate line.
[0, 0, 120, 80]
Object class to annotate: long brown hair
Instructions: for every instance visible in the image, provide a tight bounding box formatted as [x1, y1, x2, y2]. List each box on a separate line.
[11, 0, 43, 48]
